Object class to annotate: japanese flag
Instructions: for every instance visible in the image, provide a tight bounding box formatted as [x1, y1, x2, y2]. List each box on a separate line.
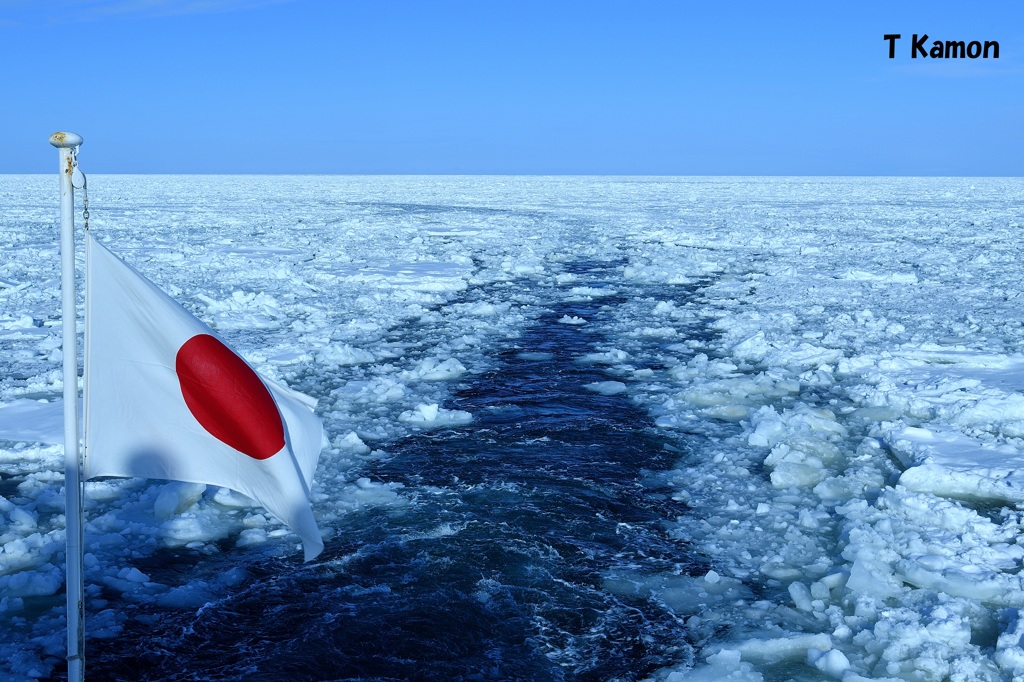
[83, 233, 324, 561]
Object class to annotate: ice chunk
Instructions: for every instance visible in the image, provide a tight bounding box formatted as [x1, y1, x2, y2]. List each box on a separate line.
[788, 581, 813, 612]
[845, 555, 903, 599]
[398, 403, 472, 428]
[0, 315, 35, 330]
[770, 462, 826, 489]
[335, 431, 371, 454]
[317, 343, 375, 367]
[748, 404, 846, 449]
[730, 331, 771, 362]
[890, 425, 1024, 504]
[9, 507, 37, 529]
[336, 477, 409, 512]
[728, 633, 833, 664]
[0, 563, 62, 597]
[120, 566, 150, 583]
[584, 381, 627, 395]
[154, 482, 207, 519]
[402, 357, 467, 381]
[667, 649, 764, 681]
[996, 610, 1024, 676]
[841, 269, 918, 284]
[211, 487, 256, 509]
[806, 647, 850, 678]
[577, 349, 630, 365]
[568, 286, 615, 297]
[235, 528, 268, 548]
[200, 290, 284, 330]
[0, 399, 64, 445]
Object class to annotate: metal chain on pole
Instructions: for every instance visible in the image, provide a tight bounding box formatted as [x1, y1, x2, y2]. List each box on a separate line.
[70, 147, 89, 231]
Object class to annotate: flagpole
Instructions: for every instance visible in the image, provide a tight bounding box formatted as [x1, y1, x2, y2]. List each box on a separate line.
[50, 131, 85, 682]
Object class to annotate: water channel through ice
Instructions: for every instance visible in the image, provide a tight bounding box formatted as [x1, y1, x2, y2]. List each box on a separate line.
[3, 176, 1024, 681]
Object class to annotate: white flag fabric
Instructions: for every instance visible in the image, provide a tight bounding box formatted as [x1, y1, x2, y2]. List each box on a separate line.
[83, 233, 324, 561]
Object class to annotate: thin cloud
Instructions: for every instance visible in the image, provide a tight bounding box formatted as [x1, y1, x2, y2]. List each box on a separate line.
[80, 0, 295, 18]
[0, 0, 295, 23]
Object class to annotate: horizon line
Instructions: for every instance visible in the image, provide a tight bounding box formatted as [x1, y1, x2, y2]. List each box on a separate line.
[2, 172, 1021, 179]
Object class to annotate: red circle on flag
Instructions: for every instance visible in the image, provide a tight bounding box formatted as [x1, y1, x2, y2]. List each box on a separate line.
[175, 334, 285, 460]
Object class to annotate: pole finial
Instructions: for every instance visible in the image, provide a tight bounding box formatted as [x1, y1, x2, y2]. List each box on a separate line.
[50, 131, 83, 148]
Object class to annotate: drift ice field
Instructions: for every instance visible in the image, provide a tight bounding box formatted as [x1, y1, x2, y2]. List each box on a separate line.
[2, 174, 1024, 680]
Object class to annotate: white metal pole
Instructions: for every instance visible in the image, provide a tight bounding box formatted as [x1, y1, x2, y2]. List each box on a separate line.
[49, 130, 85, 682]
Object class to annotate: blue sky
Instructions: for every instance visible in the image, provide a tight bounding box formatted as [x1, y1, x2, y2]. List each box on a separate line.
[2, 0, 1021, 174]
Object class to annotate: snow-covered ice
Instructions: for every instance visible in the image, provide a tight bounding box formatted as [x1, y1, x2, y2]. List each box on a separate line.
[3, 175, 1024, 680]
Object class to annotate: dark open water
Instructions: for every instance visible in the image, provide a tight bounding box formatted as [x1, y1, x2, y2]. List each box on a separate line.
[83, 263, 702, 681]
